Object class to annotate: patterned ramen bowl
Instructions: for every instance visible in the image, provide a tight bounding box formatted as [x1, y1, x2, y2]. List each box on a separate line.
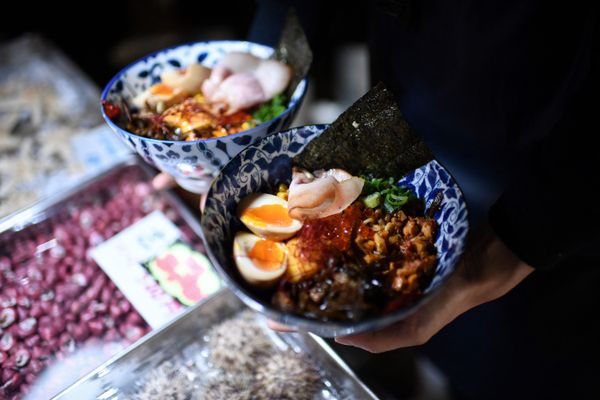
[201, 125, 469, 337]
[101, 41, 307, 194]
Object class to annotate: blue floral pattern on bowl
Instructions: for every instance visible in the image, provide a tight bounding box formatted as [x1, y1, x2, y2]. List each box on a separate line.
[101, 41, 307, 193]
[201, 125, 469, 337]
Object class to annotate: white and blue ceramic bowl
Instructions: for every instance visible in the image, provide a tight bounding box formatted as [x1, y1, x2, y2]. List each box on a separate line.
[201, 125, 469, 337]
[101, 41, 308, 193]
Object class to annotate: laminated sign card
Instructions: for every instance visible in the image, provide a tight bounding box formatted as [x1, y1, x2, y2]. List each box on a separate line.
[90, 210, 221, 328]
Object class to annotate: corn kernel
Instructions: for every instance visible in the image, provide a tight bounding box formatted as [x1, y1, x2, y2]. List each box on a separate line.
[276, 183, 289, 200]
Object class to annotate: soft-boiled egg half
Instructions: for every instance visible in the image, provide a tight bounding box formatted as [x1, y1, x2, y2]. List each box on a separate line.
[233, 231, 287, 286]
[238, 193, 303, 241]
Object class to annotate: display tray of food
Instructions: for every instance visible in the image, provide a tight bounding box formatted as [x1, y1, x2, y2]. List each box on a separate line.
[0, 157, 220, 400]
[55, 289, 379, 400]
[0, 35, 131, 218]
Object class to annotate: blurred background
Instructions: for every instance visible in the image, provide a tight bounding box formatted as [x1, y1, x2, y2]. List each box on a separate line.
[1, 0, 370, 125]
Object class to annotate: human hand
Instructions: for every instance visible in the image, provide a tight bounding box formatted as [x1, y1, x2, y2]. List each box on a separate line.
[267, 320, 298, 332]
[268, 227, 534, 353]
[335, 227, 534, 352]
[152, 172, 208, 212]
[151, 171, 177, 191]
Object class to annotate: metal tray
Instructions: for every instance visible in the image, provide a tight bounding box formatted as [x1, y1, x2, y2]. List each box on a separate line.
[54, 289, 379, 400]
[0, 156, 212, 399]
[0, 156, 186, 235]
[0, 34, 131, 218]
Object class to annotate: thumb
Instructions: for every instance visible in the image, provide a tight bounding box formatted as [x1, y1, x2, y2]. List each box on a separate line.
[152, 172, 177, 190]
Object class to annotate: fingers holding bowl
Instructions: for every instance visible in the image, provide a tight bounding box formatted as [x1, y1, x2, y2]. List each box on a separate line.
[152, 172, 177, 190]
[267, 319, 297, 333]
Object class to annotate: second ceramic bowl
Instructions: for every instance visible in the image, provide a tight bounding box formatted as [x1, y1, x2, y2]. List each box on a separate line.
[101, 41, 307, 193]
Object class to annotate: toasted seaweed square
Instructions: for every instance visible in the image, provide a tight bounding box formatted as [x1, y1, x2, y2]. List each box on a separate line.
[293, 83, 433, 178]
[273, 9, 313, 99]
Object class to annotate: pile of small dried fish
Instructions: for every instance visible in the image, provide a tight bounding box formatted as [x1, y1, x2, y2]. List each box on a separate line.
[0, 35, 103, 217]
[129, 310, 322, 400]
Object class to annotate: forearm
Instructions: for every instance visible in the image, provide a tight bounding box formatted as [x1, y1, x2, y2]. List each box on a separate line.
[426, 227, 534, 339]
[488, 15, 598, 271]
[248, 0, 290, 45]
[460, 227, 534, 308]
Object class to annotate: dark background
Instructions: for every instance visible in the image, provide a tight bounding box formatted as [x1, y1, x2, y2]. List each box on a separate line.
[1, 0, 367, 101]
[1, 1, 256, 86]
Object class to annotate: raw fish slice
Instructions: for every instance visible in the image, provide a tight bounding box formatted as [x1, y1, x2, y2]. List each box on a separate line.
[254, 60, 293, 99]
[217, 52, 262, 74]
[288, 168, 363, 220]
[324, 177, 364, 218]
[202, 65, 233, 99]
[210, 73, 267, 114]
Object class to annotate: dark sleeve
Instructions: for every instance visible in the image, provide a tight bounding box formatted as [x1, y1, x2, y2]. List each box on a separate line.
[489, 16, 600, 270]
[248, 0, 290, 46]
[248, 0, 342, 48]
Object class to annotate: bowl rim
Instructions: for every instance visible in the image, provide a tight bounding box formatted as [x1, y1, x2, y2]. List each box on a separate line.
[200, 124, 470, 337]
[100, 40, 308, 146]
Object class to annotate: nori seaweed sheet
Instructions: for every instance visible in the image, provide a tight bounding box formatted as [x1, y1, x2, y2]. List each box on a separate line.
[272, 9, 313, 99]
[293, 83, 434, 178]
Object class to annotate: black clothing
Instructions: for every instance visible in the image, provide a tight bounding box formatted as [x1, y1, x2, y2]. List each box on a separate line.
[250, 1, 599, 398]
[252, 1, 598, 269]
[366, 1, 599, 270]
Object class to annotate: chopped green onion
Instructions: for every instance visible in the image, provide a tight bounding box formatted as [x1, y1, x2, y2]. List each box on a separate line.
[385, 192, 409, 207]
[363, 192, 381, 208]
[360, 176, 416, 213]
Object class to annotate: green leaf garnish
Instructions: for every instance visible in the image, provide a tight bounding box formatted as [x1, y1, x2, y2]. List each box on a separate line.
[253, 94, 287, 124]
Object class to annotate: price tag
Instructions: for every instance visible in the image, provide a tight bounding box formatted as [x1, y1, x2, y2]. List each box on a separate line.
[90, 211, 220, 329]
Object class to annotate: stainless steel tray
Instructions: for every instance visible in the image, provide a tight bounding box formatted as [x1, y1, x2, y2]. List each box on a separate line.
[54, 289, 379, 400]
[0, 156, 191, 235]
[0, 35, 131, 218]
[0, 156, 212, 398]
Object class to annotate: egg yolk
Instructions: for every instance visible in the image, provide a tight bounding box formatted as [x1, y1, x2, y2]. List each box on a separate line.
[248, 239, 285, 271]
[150, 83, 175, 96]
[241, 204, 294, 227]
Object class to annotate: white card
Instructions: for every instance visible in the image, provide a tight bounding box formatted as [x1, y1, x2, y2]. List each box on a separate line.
[90, 211, 219, 329]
